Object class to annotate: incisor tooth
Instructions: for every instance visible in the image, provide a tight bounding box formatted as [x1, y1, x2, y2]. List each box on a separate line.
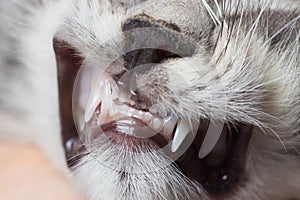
[150, 118, 163, 130]
[198, 121, 224, 159]
[171, 119, 192, 153]
[149, 104, 159, 114]
[159, 107, 168, 118]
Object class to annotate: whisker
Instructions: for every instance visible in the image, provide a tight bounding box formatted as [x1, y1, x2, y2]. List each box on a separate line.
[260, 15, 299, 51]
[234, 0, 245, 48]
[201, 0, 222, 26]
[213, 0, 223, 19]
[232, 0, 271, 61]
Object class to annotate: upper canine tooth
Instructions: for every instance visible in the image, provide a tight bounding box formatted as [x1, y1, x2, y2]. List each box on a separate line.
[100, 81, 113, 118]
[84, 71, 107, 122]
[110, 80, 119, 100]
[85, 88, 103, 122]
[171, 119, 192, 153]
[198, 121, 224, 159]
[162, 116, 177, 140]
[119, 94, 128, 104]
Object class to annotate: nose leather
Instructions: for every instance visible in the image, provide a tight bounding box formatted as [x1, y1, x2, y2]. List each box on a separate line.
[121, 14, 195, 70]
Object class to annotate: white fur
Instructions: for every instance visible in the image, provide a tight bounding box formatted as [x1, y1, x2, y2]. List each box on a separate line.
[0, 0, 299, 199]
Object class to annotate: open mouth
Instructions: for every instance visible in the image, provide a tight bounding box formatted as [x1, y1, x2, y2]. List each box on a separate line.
[54, 33, 253, 196]
[82, 73, 173, 150]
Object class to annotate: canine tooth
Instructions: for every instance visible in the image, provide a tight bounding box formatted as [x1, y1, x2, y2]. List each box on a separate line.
[110, 80, 119, 100]
[198, 121, 224, 159]
[100, 81, 113, 118]
[97, 112, 102, 125]
[119, 95, 128, 103]
[171, 119, 192, 153]
[85, 89, 102, 122]
[163, 116, 177, 139]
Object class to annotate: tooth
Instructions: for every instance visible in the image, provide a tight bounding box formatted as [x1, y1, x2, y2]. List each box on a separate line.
[119, 94, 128, 103]
[129, 108, 136, 116]
[100, 81, 113, 118]
[159, 108, 168, 118]
[171, 119, 192, 153]
[97, 109, 103, 125]
[138, 110, 144, 116]
[162, 116, 177, 139]
[130, 90, 137, 96]
[149, 104, 159, 114]
[140, 103, 147, 109]
[110, 80, 119, 100]
[129, 100, 135, 106]
[150, 118, 163, 131]
[85, 88, 102, 122]
[198, 121, 224, 159]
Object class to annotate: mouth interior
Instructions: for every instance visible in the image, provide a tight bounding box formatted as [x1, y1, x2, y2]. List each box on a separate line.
[54, 38, 253, 196]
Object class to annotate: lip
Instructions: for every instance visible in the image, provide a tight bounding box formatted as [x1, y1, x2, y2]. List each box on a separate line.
[88, 117, 169, 152]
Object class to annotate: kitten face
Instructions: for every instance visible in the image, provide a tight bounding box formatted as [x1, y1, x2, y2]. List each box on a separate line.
[0, 0, 299, 200]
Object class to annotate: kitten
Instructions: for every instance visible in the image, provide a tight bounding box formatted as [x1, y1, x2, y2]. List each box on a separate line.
[0, 0, 299, 199]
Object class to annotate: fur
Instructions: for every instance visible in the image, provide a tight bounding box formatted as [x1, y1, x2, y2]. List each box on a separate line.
[0, 0, 299, 199]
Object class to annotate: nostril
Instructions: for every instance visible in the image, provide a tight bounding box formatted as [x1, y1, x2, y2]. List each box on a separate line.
[123, 48, 180, 70]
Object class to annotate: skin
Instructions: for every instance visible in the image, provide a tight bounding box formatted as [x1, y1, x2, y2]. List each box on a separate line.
[0, 143, 84, 200]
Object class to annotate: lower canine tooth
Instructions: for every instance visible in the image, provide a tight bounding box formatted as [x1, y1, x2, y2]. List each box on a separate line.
[198, 121, 224, 159]
[171, 119, 192, 153]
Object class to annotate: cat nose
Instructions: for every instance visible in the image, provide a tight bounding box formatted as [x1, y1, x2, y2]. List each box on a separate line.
[122, 14, 194, 70]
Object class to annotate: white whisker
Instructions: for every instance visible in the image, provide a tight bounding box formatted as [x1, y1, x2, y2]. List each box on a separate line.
[233, 0, 271, 61]
[201, 0, 222, 26]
